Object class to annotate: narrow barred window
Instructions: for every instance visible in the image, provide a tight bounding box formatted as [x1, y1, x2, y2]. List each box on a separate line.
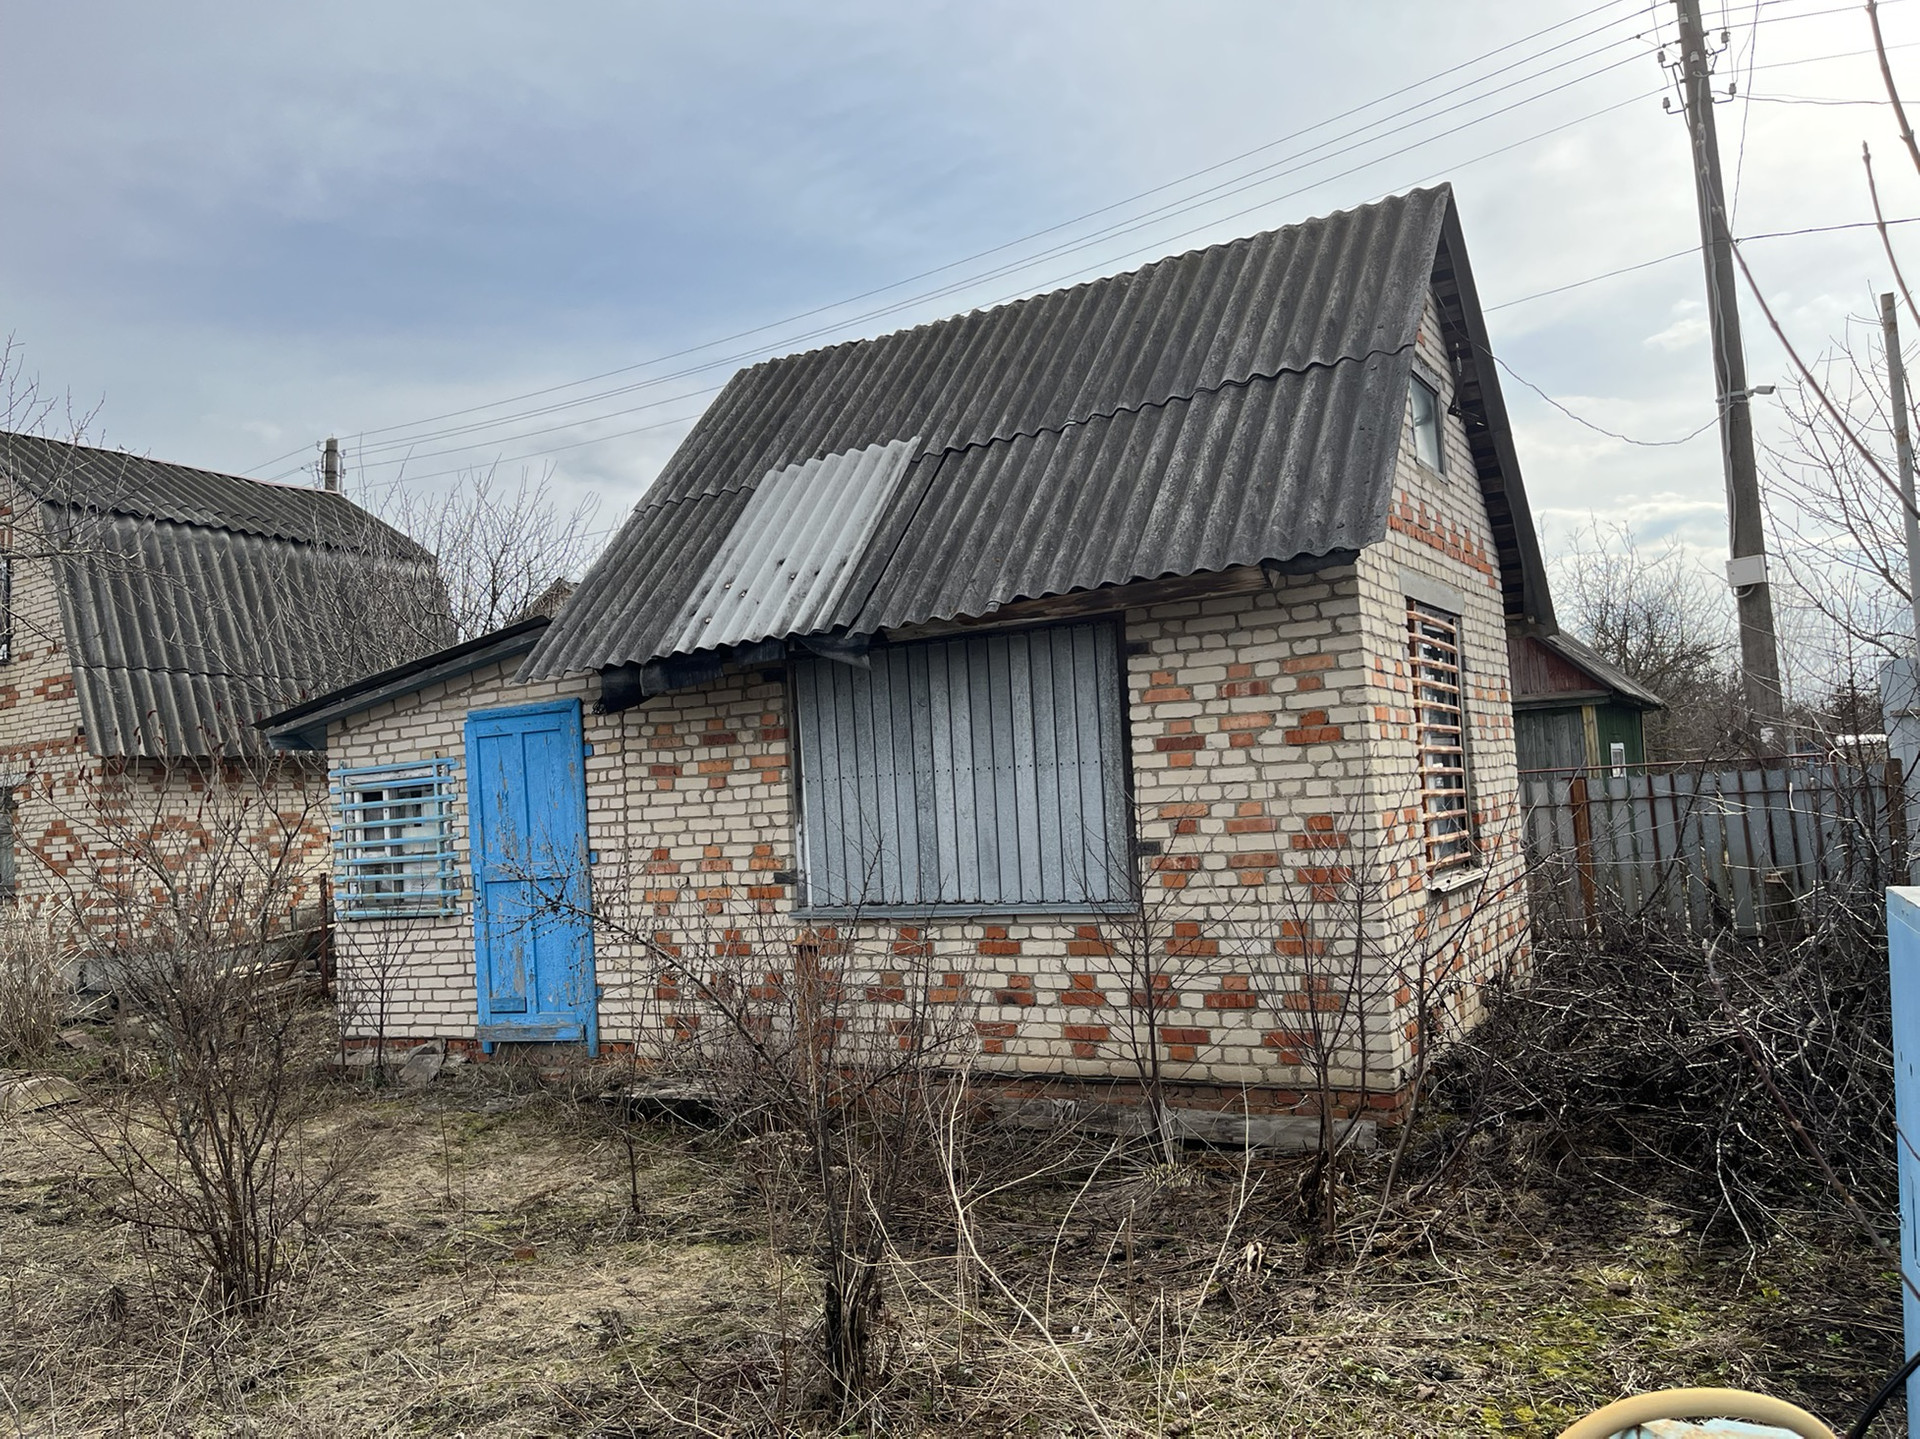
[1407, 600, 1475, 878]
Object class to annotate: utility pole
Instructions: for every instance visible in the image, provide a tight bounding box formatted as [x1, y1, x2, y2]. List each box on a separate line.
[1672, 0, 1786, 751]
[1883, 292, 1920, 651]
[321, 436, 341, 493]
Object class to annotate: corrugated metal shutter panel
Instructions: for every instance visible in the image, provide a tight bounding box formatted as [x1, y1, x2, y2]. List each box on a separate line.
[794, 622, 1131, 912]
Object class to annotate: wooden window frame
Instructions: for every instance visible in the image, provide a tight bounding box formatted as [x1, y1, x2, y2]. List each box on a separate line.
[1407, 599, 1478, 884]
[1408, 372, 1446, 475]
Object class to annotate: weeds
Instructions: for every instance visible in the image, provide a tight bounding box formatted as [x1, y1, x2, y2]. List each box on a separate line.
[0, 920, 71, 1067]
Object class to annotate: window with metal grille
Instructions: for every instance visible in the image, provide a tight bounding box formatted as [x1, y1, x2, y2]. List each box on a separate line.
[1407, 600, 1475, 879]
[793, 622, 1132, 915]
[331, 759, 460, 919]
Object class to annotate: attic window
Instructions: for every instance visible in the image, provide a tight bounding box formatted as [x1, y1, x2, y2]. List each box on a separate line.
[1407, 600, 1476, 882]
[331, 759, 460, 919]
[1409, 374, 1445, 474]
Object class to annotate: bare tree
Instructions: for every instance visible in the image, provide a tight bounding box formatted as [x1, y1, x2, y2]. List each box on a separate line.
[1552, 519, 1742, 759]
[562, 863, 975, 1423]
[368, 462, 599, 643]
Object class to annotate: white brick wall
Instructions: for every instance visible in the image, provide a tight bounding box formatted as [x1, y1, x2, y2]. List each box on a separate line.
[330, 288, 1532, 1110]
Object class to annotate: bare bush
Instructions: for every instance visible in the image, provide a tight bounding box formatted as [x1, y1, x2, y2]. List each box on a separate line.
[1421, 880, 1894, 1247]
[44, 756, 355, 1319]
[592, 898, 975, 1422]
[0, 919, 71, 1066]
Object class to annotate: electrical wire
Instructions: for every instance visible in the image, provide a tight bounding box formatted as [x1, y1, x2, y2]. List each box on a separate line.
[1487, 347, 1727, 446]
[290, 4, 1909, 492]
[338, 2, 1894, 483]
[340, 7, 1672, 469]
[257, 0, 1653, 469]
[348, 40, 1678, 478]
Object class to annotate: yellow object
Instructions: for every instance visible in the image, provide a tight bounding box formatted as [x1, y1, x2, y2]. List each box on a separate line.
[1557, 1388, 1837, 1439]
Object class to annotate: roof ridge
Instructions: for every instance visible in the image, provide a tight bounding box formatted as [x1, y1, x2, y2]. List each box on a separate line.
[731, 186, 1450, 381]
[910, 338, 1419, 470]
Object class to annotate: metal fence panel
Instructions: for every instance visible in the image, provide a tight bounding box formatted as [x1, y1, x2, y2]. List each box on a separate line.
[1521, 761, 1901, 938]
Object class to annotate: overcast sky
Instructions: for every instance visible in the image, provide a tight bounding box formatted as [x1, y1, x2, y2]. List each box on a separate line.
[2, 1, 1915, 572]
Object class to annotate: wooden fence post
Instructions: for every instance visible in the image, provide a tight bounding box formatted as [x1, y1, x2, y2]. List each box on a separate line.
[1568, 774, 1598, 937]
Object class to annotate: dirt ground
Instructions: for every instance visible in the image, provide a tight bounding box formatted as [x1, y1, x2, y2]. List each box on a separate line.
[0, 1052, 1903, 1438]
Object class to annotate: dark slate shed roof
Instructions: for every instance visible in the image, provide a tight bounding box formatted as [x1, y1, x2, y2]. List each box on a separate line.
[523, 184, 1553, 682]
[0, 433, 446, 758]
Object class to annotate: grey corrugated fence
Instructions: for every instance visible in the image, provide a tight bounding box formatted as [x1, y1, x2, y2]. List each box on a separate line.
[1519, 760, 1907, 937]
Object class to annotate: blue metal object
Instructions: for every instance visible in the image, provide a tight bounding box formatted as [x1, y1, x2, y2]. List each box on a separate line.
[329, 759, 461, 919]
[465, 700, 597, 1056]
[1887, 887, 1920, 1419]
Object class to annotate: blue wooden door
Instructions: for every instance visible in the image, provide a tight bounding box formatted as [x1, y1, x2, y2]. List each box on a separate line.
[465, 700, 596, 1050]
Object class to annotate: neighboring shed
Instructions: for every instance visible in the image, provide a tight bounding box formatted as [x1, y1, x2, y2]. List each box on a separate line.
[0, 431, 446, 923]
[1508, 628, 1663, 773]
[271, 185, 1552, 1125]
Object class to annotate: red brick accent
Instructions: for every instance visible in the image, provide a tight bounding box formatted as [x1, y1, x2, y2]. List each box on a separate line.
[1065, 925, 1113, 956]
[995, 973, 1035, 1006]
[1282, 710, 1343, 745]
[1061, 973, 1107, 1006]
[978, 924, 1021, 957]
[1204, 975, 1258, 1010]
[974, 1019, 1018, 1054]
[1063, 1023, 1109, 1058]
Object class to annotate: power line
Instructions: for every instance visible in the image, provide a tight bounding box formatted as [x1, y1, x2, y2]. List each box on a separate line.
[275, 0, 1653, 469]
[347, 32, 1677, 477]
[294, 6, 1908, 493]
[341, 8, 1669, 469]
[1485, 216, 1920, 311]
[349, 91, 1676, 495]
[338, 0, 1886, 481]
[1488, 347, 1726, 445]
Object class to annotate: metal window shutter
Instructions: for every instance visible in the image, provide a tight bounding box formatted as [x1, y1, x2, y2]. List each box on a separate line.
[794, 622, 1129, 911]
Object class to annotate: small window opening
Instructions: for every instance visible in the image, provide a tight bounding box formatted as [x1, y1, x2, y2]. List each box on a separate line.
[1409, 374, 1445, 473]
[331, 760, 460, 919]
[1407, 599, 1475, 880]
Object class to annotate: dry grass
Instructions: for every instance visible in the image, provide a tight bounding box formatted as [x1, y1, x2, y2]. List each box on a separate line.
[0, 923, 71, 1068]
[0, 1042, 1899, 1437]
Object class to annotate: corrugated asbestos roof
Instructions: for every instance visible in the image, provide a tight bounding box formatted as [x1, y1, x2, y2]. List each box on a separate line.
[523, 185, 1552, 681]
[0, 433, 446, 758]
[260, 616, 553, 753]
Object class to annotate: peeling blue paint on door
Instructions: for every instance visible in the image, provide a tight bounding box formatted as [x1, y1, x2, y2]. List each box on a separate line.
[466, 699, 596, 1053]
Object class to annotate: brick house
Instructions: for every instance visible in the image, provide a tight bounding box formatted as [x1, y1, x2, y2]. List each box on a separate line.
[0, 433, 442, 927]
[266, 185, 1555, 1121]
